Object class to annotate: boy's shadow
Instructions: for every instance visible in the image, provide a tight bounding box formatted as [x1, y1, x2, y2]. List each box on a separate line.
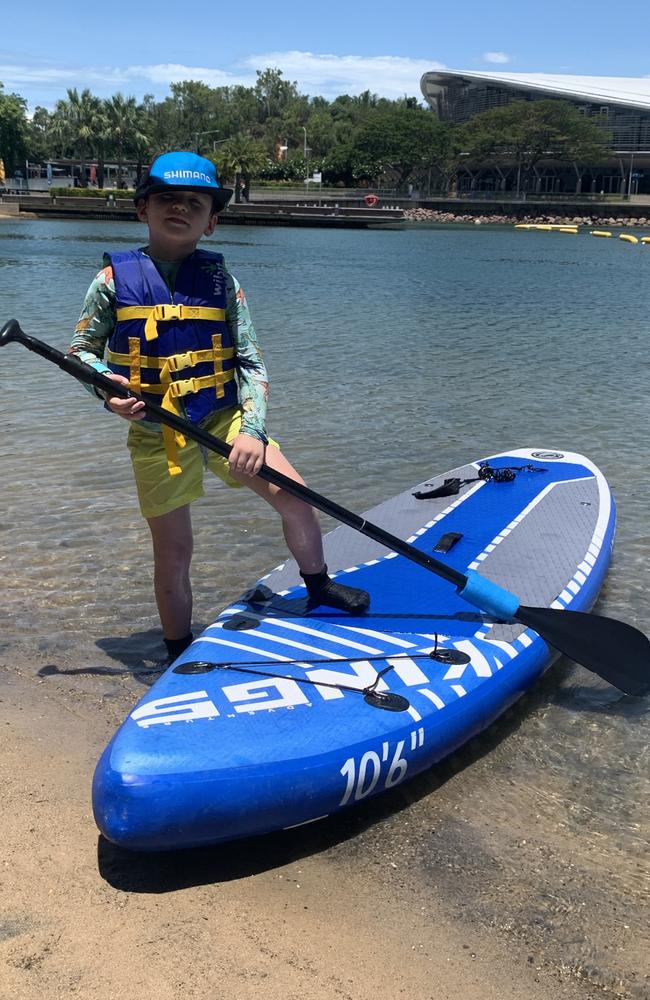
[37, 625, 209, 687]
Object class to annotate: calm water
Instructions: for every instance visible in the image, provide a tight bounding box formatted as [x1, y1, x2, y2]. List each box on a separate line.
[1, 218, 649, 995]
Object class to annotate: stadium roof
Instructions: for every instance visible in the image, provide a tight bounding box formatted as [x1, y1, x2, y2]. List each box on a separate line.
[421, 71, 650, 112]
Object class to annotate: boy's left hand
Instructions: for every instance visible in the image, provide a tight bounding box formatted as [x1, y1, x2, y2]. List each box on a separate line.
[228, 433, 266, 477]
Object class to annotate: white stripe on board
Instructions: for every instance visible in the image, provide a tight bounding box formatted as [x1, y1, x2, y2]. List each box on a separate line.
[198, 636, 292, 661]
[260, 618, 383, 654]
[483, 638, 518, 659]
[337, 626, 418, 649]
[418, 688, 445, 709]
[283, 815, 329, 830]
[232, 630, 347, 659]
[455, 640, 496, 677]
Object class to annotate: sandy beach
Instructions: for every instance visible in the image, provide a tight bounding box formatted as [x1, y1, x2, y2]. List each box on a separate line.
[0, 660, 625, 1000]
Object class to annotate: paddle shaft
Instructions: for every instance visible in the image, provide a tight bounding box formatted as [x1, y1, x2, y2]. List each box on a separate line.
[4, 319, 650, 695]
[0, 321, 466, 589]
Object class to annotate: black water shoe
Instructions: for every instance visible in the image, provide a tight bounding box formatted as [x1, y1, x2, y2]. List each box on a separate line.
[301, 566, 370, 614]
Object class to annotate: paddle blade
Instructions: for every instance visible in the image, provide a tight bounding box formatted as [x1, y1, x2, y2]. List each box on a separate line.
[515, 605, 650, 697]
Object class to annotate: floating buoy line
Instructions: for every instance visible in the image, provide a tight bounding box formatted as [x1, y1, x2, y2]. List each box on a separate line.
[515, 223, 650, 245]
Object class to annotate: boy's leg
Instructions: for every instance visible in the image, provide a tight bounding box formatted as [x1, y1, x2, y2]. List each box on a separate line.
[234, 446, 324, 571]
[233, 446, 370, 613]
[128, 423, 205, 655]
[146, 504, 194, 645]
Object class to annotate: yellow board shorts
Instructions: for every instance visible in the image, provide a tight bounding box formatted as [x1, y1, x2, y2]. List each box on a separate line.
[127, 406, 279, 519]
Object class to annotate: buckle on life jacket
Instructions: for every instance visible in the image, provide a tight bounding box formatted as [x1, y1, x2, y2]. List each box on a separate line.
[144, 304, 182, 341]
[166, 376, 201, 398]
[164, 351, 199, 374]
[155, 303, 183, 322]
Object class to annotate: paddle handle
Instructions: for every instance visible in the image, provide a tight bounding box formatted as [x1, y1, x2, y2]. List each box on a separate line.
[0, 320, 474, 591]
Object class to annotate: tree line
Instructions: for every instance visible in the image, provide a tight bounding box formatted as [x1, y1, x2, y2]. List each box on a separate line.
[0, 69, 612, 196]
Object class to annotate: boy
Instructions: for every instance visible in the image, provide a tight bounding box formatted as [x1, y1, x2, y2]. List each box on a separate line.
[70, 150, 369, 665]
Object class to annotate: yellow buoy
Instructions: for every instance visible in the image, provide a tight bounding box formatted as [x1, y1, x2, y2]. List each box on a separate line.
[591, 230, 612, 238]
[619, 234, 639, 244]
[640, 236, 650, 244]
[516, 223, 579, 232]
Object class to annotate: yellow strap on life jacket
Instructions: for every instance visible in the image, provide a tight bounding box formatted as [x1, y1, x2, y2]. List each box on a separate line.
[128, 337, 141, 392]
[109, 326, 235, 476]
[115, 304, 226, 342]
[159, 346, 235, 382]
[108, 346, 235, 376]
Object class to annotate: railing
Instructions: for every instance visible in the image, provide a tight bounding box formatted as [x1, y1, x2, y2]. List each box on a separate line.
[454, 190, 627, 202]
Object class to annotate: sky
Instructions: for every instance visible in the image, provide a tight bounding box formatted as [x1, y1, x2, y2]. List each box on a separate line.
[2, 0, 650, 111]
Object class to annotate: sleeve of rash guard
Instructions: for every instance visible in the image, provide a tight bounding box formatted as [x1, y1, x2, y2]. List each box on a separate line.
[225, 268, 269, 442]
[69, 265, 116, 395]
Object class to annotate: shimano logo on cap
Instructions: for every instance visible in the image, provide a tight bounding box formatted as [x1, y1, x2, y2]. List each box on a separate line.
[163, 169, 213, 183]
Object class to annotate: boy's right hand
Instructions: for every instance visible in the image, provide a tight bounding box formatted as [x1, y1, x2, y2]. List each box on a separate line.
[102, 373, 146, 420]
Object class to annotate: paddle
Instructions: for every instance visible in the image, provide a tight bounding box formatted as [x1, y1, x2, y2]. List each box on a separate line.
[2, 319, 649, 697]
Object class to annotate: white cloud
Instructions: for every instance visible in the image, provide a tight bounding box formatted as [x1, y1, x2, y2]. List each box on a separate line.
[0, 60, 255, 102]
[240, 50, 446, 99]
[123, 63, 255, 89]
[1, 50, 445, 108]
[483, 51, 511, 64]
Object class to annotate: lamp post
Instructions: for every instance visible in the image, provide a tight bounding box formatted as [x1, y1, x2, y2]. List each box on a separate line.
[194, 129, 221, 154]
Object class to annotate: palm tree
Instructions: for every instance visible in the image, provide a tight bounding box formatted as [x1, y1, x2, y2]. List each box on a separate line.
[54, 88, 103, 184]
[213, 135, 267, 203]
[104, 94, 149, 188]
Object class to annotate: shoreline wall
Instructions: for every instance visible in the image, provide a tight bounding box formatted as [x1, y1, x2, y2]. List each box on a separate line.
[405, 207, 650, 227]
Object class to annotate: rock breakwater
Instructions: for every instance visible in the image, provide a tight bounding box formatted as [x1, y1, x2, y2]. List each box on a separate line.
[405, 207, 650, 227]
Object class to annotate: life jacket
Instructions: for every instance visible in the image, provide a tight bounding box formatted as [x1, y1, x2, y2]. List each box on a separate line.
[106, 248, 238, 476]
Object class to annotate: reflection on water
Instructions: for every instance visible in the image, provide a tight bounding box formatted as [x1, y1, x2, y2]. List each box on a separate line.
[1, 217, 649, 996]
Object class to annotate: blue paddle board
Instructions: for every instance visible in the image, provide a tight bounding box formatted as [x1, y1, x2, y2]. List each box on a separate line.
[93, 448, 615, 851]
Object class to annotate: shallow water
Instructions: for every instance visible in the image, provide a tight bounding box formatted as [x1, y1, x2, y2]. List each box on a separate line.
[1, 218, 649, 995]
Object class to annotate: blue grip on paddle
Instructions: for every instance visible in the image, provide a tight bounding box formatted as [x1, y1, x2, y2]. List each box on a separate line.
[458, 570, 520, 620]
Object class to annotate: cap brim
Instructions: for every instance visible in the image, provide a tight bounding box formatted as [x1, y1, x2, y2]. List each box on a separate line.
[134, 183, 234, 212]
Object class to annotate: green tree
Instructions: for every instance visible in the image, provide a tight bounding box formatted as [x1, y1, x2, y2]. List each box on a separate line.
[352, 104, 448, 187]
[53, 88, 104, 184]
[212, 134, 267, 202]
[25, 106, 52, 164]
[254, 68, 300, 122]
[104, 93, 149, 187]
[458, 100, 611, 193]
[0, 83, 29, 176]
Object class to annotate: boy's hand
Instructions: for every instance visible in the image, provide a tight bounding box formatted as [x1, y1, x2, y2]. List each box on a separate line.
[228, 433, 266, 477]
[103, 372, 146, 420]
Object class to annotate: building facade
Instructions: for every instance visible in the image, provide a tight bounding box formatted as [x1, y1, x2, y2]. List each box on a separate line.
[420, 71, 650, 197]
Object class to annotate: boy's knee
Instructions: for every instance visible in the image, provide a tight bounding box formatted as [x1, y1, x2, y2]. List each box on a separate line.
[280, 494, 318, 524]
[152, 536, 193, 573]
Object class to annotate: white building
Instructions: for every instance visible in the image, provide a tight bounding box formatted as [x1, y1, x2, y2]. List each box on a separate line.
[420, 70, 650, 196]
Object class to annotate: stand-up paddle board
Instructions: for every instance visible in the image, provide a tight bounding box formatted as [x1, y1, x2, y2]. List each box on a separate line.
[92, 448, 616, 851]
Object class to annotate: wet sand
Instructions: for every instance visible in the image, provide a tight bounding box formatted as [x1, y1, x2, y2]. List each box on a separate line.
[0, 659, 637, 1000]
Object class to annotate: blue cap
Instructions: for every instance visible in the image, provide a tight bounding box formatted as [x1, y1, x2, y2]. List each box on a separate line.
[134, 151, 232, 211]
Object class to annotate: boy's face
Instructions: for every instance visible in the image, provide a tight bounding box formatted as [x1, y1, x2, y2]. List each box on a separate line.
[136, 189, 218, 256]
